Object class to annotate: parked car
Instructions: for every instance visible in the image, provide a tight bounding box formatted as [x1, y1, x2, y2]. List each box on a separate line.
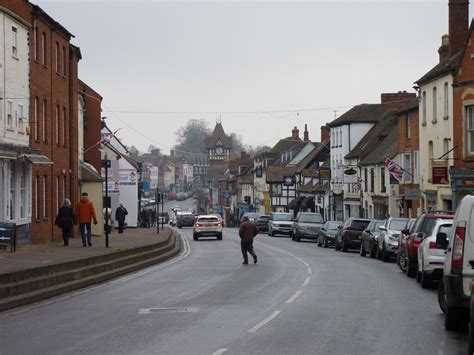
[376, 217, 409, 262]
[242, 212, 259, 223]
[437, 195, 474, 334]
[176, 212, 195, 228]
[359, 220, 384, 258]
[291, 212, 324, 242]
[317, 221, 341, 247]
[193, 215, 223, 240]
[397, 218, 416, 272]
[268, 212, 293, 237]
[401, 210, 455, 277]
[417, 219, 452, 288]
[158, 212, 170, 224]
[256, 215, 270, 233]
[335, 218, 371, 252]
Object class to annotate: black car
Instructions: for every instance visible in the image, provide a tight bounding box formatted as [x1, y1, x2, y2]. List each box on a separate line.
[317, 221, 341, 247]
[256, 215, 270, 233]
[291, 212, 324, 242]
[360, 220, 384, 258]
[335, 218, 371, 252]
[176, 212, 196, 228]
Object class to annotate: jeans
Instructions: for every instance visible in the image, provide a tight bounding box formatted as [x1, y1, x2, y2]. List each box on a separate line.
[79, 223, 92, 245]
[241, 240, 257, 262]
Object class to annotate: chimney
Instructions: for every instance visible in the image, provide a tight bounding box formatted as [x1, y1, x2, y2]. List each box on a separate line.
[381, 91, 417, 113]
[449, 0, 469, 58]
[303, 124, 309, 142]
[321, 125, 330, 142]
[291, 126, 300, 140]
[438, 35, 450, 62]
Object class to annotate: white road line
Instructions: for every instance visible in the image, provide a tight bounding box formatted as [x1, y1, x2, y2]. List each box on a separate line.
[302, 277, 311, 287]
[248, 310, 282, 333]
[303, 261, 309, 267]
[285, 290, 302, 304]
[307, 268, 312, 274]
[212, 348, 228, 355]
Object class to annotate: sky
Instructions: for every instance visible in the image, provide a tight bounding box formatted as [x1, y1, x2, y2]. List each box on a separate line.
[34, 0, 472, 155]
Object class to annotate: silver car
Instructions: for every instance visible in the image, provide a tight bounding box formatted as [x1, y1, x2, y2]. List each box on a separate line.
[268, 212, 293, 237]
[377, 217, 409, 262]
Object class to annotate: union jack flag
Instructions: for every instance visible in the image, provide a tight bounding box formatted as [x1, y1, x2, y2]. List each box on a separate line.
[99, 131, 115, 150]
[384, 156, 403, 184]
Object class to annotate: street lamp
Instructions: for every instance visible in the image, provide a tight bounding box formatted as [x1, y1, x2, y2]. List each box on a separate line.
[101, 116, 111, 248]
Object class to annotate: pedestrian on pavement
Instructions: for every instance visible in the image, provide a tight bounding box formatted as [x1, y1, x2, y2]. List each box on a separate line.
[239, 215, 259, 265]
[115, 203, 128, 234]
[75, 192, 98, 247]
[55, 199, 75, 246]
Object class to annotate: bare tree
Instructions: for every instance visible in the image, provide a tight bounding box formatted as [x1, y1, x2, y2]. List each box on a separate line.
[174, 119, 212, 155]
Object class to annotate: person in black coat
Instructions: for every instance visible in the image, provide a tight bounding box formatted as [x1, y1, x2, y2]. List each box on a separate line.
[55, 199, 76, 246]
[115, 203, 128, 233]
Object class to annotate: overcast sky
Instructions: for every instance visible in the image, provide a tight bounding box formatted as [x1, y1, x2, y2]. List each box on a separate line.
[34, 0, 472, 155]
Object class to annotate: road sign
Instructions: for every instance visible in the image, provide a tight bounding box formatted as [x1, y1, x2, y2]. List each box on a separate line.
[223, 190, 232, 199]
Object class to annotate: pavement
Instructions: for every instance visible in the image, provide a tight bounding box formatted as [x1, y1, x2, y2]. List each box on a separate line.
[0, 226, 174, 276]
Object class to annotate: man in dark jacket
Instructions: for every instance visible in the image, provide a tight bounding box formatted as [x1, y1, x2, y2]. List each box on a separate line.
[115, 203, 128, 234]
[239, 216, 259, 264]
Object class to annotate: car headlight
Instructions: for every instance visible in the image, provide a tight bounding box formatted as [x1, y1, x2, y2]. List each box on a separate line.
[389, 235, 399, 242]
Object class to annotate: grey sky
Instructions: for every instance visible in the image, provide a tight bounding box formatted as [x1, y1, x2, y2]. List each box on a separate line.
[34, 0, 470, 154]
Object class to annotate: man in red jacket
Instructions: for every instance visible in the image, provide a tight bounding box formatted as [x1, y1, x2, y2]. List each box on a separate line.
[239, 216, 259, 265]
[75, 192, 98, 247]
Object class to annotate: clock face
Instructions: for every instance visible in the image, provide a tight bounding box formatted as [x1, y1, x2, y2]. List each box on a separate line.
[216, 147, 224, 155]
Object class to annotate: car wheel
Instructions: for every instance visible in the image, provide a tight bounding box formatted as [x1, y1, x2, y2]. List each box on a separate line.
[178, 225, 182, 229]
[317, 237, 322, 247]
[416, 269, 422, 283]
[381, 244, 389, 262]
[360, 243, 367, 257]
[295, 233, 301, 242]
[290, 231, 295, 241]
[193, 235, 198, 241]
[421, 270, 432, 289]
[335, 239, 341, 251]
[342, 240, 348, 252]
[369, 242, 376, 258]
[469, 293, 474, 354]
[376, 243, 382, 260]
[406, 258, 417, 277]
[445, 306, 468, 331]
[323, 237, 329, 248]
[397, 251, 407, 273]
[438, 279, 447, 314]
[217, 233, 223, 240]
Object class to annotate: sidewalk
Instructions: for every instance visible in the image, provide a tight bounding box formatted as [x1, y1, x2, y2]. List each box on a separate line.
[0, 227, 173, 276]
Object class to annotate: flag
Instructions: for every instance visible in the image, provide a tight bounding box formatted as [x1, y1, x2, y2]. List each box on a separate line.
[353, 177, 361, 193]
[100, 131, 114, 150]
[384, 156, 403, 184]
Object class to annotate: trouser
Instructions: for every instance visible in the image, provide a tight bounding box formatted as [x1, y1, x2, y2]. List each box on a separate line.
[241, 240, 257, 262]
[62, 228, 72, 245]
[79, 223, 92, 246]
[118, 220, 125, 233]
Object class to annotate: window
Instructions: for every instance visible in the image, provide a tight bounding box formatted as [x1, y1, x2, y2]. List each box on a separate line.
[335, 132, 338, 147]
[42, 99, 47, 142]
[43, 175, 47, 218]
[405, 113, 411, 138]
[55, 105, 60, 145]
[9, 166, 15, 220]
[443, 138, 450, 160]
[414, 150, 420, 183]
[41, 32, 46, 65]
[20, 166, 27, 218]
[402, 153, 411, 183]
[63, 46, 67, 76]
[18, 104, 24, 133]
[35, 176, 39, 220]
[7, 100, 13, 129]
[381, 167, 386, 193]
[55, 42, 60, 73]
[444, 82, 449, 119]
[62, 107, 67, 146]
[56, 176, 60, 213]
[428, 141, 434, 180]
[468, 106, 474, 156]
[11, 26, 17, 57]
[370, 168, 375, 193]
[34, 26, 38, 61]
[364, 168, 368, 192]
[432, 87, 438, 123]
[422, 91, 427, 125]
[62, 175, 66, 203]
[339, 129, 343, 147]
[34, 97, 39, 141]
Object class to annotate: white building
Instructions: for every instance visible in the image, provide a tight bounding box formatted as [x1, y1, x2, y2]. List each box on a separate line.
[0, 9, 36, 243]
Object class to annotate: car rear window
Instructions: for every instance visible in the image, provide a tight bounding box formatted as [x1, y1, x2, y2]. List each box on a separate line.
[328, 222, 340, 229]
[198, 217, 219, 223]
[389, 219, 408, 231]
[258, 216, 270, 221]
[351, 220, 370, 230]
[298, 214, 323, 223]
[273, 214, 292, 221]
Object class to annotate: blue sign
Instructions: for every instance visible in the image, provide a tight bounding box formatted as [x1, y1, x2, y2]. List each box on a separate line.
[223, 190, 232, 199]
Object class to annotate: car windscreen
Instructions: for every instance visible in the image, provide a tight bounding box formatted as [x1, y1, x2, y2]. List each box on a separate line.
[328, 222, 340, 230]
[258, 216, 270, 221]
[245, 213, 259, 219]
[197, 217, 219, 223]
[298, 214, 323, 223]
[389, 219, 409, 231]
[273, 214, 292, 221]
[438, 224, 453, 237]
[373, 222, 384, 230]
[351, 220, 370, 230]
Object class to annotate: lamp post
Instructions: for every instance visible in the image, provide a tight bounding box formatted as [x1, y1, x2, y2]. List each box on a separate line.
[101, 116, 111, 248]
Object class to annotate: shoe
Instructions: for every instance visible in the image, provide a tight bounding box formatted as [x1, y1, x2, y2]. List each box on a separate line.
[254, 257, 257, 264]
[83, 244, 87, 247]
[88, 242, 92, 246]
[242, 261, 248, 265]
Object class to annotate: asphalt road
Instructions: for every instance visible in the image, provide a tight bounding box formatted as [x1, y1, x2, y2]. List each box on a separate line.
[0, 206, 468, 354]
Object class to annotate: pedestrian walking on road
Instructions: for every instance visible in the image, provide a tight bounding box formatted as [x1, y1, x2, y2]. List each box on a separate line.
[115, 203, 128, 234]
[55, 199, 75, 246]
[239, 216, 259, 265]
[75, 192, 98, 247]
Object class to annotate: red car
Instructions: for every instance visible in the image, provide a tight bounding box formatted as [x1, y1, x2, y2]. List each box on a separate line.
[399, 211, 454, 277]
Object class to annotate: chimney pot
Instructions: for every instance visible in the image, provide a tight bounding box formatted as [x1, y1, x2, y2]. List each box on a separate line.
[448, 0, 469, 58]
[304, 124, 309, 142]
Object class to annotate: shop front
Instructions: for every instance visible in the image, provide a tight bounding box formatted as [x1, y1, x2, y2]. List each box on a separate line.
[372, 196, 389, 220]
[450, 167, 474, 209]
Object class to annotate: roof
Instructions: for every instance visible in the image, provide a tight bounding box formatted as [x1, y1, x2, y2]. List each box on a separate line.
[80, 161, 103, 182]
[289, 142, 316, 165]
[266, 166, 295, 183]
[298, 180, 327, 193]
[416, 51, 462, 85]
[393, 98, 419, 115]
[270, 137, 303, 155]
[32, 5, 74, 39]
[295, 139, 330, 172]
[206, 123, 232, 149]
[360, 122, 399, 165]
[327, 104, 382, 128]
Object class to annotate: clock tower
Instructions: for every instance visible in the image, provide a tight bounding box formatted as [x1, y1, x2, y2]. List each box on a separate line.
[206, 122, 232, 166]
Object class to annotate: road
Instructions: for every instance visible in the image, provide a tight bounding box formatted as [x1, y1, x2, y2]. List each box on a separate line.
[0, 199, 468, 354]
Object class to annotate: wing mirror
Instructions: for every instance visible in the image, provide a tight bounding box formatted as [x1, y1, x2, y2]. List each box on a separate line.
[379, 226, 387, 231]
[338, 225, 342, 229]
[436, 232, 449, 250]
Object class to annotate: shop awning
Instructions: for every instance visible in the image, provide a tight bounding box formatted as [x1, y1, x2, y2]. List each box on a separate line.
[301, 196, 315, 210]
[288, 196, 304, 210]
[22, 154, 53, 165]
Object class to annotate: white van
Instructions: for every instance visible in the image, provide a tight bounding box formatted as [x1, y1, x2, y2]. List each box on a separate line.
[438, 195, 474, 334]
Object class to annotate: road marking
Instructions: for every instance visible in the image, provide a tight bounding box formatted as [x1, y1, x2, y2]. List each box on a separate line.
[285, 290, 302, 304]
[302, 277, 311, 287]
[248, 310, 281, 333]
[307, 268, 312, 274]
[138, 307, 199, 315]
[303, 261, 309, 267]
[212, 348, 228, 355]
